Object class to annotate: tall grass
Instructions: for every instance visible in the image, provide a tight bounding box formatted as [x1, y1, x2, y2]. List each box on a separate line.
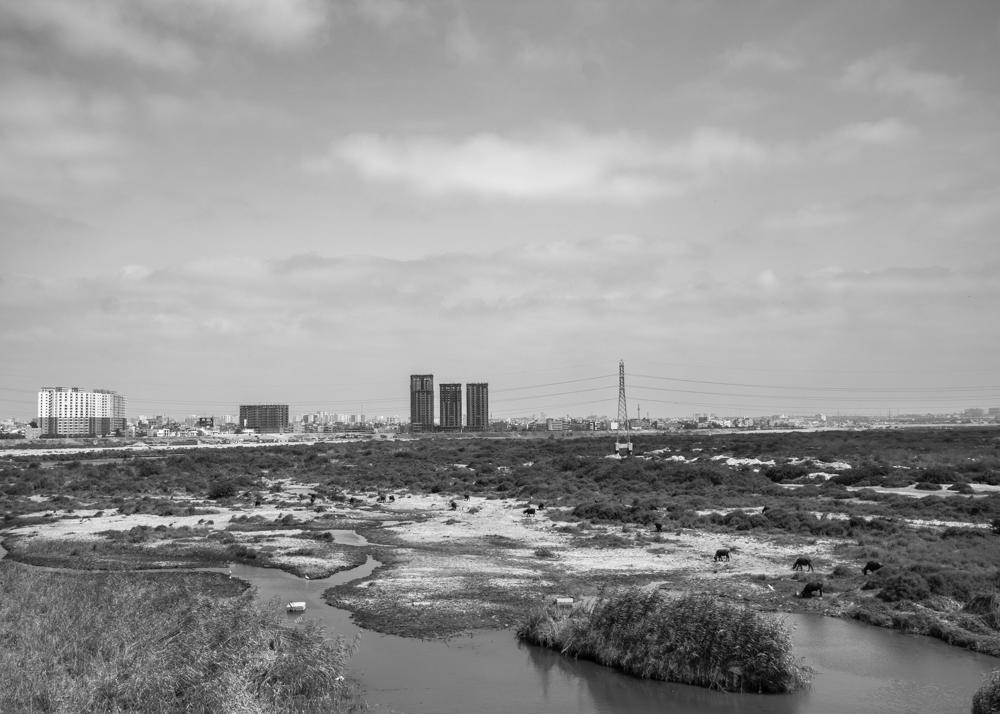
[0, 561, 360, 713]
[972, 670, 1000, 714]
[517, 588, 809, 694]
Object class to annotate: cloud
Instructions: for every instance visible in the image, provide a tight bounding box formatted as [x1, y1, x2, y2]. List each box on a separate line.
[763, 204, 854, 231]
[0, 74, 125, 196]
[831, 118, 917, 145]
[0, 0, 197, 71]
[445, 15, 486, 64]
[810, 117, 917, 163]
[173, 0, 329, 49]
[514, 43, 587, 72]
[721, 44, 799, 73]
[318, 125, 771, 202]
[0, 0, 329, 71]
[350, 0, 427, 30]
[840, 52, 963, 109]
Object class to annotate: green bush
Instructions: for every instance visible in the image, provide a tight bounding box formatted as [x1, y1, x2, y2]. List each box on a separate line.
[877, 571, 931, 602]
[972, 670, 1000, 714]
[517, 588, 808, 693]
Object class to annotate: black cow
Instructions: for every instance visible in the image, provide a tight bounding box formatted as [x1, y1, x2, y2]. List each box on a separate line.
[792, 557, 814, 572]
[388, 495, 395, 502]
[799, 581, 824, 598]
[654, 522, 663, 533]
[523, 507, 536, 517]
[449, 500, 458, 511]
[862, 560, 883, 576]
[713, 548, 730, 562]
[537, 502, 546, 510]
[376, 494, 386, 503]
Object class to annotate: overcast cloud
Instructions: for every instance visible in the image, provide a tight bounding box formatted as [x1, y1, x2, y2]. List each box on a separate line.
[1, 0, 998, 420]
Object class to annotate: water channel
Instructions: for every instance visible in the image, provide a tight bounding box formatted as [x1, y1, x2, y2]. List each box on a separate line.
[3, 537, 997, 713]
[233, 538, 998, 714]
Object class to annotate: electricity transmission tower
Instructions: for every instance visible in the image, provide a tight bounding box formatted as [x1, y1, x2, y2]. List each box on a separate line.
[615, 359, 633, 457]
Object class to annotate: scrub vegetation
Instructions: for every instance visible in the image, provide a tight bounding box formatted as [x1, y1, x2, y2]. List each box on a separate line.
[517, 588, 809, 693]
[3, 426, 1000, 679]
[972, 670, 1000, 714]
[0, 561, 360, 713]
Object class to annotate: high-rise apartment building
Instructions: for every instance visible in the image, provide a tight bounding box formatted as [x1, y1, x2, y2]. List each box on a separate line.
[239, 404, 289, 433]
[409, 374, 434, 432]
[439, 383, 462, 431]
[466, 382, 489, 431]
[37, 387, 126, 437]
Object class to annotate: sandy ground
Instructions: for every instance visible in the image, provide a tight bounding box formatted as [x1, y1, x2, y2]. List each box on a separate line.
[3, 488, 987, 638]
[374, 494, 847, 577]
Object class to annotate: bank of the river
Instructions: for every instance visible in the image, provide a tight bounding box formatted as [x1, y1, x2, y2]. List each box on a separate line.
[4, 489, 1000, 657]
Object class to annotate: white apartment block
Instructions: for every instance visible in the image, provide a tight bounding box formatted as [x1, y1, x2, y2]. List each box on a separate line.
[37, 386, 126, 437]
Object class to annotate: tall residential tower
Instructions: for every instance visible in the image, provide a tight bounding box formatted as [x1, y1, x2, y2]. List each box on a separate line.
[466, 382, 489, 431]
[37, 387, 126, 438]
[238, 404, 289, 433]
[439, 383, 462, 431]
[409, 374, 434, 432]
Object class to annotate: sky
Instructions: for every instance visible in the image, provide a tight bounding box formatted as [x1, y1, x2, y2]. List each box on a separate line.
[1, 0, 999, 422]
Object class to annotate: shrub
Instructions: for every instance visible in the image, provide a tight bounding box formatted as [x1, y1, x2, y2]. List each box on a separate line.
[517, 589, 809, 693]
[972, 670, 1000, 714]
[207, 480, 238, 500]
[877, 571, 931, 603]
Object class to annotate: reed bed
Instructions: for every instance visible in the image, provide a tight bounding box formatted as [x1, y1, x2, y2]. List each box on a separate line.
[972, 670, 1000, 714]
[517, 588, 809, 694]
[0, 561, 360, 713]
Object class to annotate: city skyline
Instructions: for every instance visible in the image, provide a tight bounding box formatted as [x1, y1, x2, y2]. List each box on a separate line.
[5, 375, 999, 426]
[1, 2, 998, 421]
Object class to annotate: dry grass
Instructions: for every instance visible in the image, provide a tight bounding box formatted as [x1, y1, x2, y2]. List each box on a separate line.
[0, 561, 361, 713]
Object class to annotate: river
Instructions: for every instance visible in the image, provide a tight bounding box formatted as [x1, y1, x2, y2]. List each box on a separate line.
[234, 554, 998, 714]
[2, 539, 996, 713]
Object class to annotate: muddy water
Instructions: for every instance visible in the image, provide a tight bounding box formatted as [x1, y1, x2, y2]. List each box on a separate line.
[3, 541, 996, 713]
[238, 559, 998, 714]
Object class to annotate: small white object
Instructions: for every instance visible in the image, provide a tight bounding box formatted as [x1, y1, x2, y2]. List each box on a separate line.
[287, 601, 307, 612]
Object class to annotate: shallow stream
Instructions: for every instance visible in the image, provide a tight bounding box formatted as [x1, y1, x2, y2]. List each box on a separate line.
[237, 552, 998, 714]
[3, 536, 997, 713]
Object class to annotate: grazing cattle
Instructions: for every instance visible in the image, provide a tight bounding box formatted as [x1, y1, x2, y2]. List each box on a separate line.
[537, 502, 546, 510]
[463, 493, 471, 500]
[523, 507, 536, 517]
[449, 500, 458, 511]
[862, 560, 883, 576]
[388, 495, 395, 502]
[713, 548, 730, 562]
[654, 522, 663, 533]
[376, 494, 386, 503]
[792, 557, 814, 572]
[799, 581, 824, 598]
[253, 500, 261, 507]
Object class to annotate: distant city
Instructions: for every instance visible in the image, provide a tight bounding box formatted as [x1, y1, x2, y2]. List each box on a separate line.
[0, 379, 997, 441]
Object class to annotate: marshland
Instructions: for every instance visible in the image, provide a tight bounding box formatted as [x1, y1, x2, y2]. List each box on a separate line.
[2, 426, 1000, 711]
